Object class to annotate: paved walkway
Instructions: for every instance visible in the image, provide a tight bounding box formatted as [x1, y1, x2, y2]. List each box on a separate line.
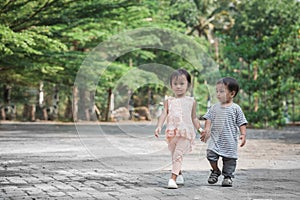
[0, 122, 299, 200]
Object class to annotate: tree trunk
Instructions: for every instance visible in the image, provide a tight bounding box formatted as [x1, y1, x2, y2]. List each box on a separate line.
[52, 85, 59, 120]
[30, 104, 36, 121]
[78, 88, 89, 120]
[2, 84, 11, 120]
[23, 103, 36, 121]
[39, 81, 44, 106]
[43, 108, 48, 121]
[72, 86, 78, 121]
[105, 88, 112, 121]
[292, 91, 295, 124]
[64, 95, 72, 120]
[36, 81, 45, 120]
[0, 107, 5, 120]
[253, 65, 258, 112]
[89, 91, 97, 121]
[3, 84, 11, 104]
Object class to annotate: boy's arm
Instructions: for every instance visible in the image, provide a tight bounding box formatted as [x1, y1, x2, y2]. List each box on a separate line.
[154, 101, 168, 137]
[235, 105, 247, 147]
[239, 124, 247, 147]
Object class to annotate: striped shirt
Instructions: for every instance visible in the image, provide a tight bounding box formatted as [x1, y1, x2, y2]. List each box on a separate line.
[203, 103, 247, 159]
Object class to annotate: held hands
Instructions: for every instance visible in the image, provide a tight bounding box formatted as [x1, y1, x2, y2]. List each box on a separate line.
[199, 128, 210, 143]
[154, 127, 161, 138]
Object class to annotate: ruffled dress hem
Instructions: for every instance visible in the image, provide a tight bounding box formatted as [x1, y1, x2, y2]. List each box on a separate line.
[165, 128, 195, 152]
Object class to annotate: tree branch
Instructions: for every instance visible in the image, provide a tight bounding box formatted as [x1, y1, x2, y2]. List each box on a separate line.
[11, 0, 59, 31]
[0, 0, 14, 13]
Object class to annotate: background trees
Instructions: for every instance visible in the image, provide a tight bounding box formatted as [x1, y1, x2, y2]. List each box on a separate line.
[0, 0, 299, 127]
[218, 0, 300, 127]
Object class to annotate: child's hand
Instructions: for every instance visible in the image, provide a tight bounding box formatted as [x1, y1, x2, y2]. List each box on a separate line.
[200, 128, 210, 143]
[239, 134, 246, 147]
[154, 127, 161, 138]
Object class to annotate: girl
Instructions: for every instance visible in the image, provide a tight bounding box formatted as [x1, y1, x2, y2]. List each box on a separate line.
[154, 69, 202, 189]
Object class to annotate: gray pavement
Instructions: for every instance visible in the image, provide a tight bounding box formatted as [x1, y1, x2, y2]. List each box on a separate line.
[0, 122, 299, 200]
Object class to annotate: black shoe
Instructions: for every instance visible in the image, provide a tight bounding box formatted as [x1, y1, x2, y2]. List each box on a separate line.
[208, 170, 221, 184]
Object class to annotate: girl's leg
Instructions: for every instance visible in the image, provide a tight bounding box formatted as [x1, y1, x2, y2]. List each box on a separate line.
[171, 173, 177, 181]
[168, 138, 177, 181]
[171, 137, 190, 180]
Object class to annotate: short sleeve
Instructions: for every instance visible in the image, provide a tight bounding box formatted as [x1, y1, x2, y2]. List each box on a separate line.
[203, 107, 212, 120]
[236, 105, 248, 127]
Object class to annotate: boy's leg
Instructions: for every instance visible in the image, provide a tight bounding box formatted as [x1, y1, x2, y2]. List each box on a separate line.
[209, 161, 220, 172]
[207, 150, 220, 171]
[222, 157, 236, 178]
[207, 150, 221, 184]
[221, 157, 237, 187]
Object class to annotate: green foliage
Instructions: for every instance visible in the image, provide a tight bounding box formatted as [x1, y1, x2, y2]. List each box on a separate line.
[1, 0, 299, 125]
[219, 0, 300, 127]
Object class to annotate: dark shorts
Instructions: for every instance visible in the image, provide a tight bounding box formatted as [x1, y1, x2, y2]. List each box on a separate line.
[207, 149, 237, 178]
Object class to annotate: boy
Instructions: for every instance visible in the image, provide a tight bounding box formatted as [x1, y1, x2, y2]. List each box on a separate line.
[200, 77, 247, 187]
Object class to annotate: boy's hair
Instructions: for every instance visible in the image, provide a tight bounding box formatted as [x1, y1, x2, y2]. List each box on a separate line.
[169, 69, 191, 87]
[217, 77, 240, 97]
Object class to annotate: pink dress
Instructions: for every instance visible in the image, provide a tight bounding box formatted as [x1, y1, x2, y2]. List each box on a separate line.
[165, 96, 196, 151]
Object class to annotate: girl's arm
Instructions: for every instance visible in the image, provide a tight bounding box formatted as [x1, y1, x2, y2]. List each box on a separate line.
[191, 100, 201, 130]
[154, 100, 168, 137]
[200, 119, 211, 142]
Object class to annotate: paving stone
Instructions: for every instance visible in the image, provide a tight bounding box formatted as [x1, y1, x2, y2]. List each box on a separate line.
[88, 191, 116, 200]
[51, 181, 77, 191]
[6, 177, 28, 184]
[51, 175, 70, 181]
[3, 189, 28, 197]
[135, 195, 161, 200]
[32, 174, 55, 182]
[116, 196, 140, 200]
[0, 123, 299, 200]
[66, 191, 94, 198]
[47, 191, 67, 197]
[35, 183, 57, 191]
[23, 187, 44, 195]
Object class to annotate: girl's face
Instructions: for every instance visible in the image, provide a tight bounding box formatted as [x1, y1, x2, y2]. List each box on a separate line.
[216, 83, 235, 104]
[171, 75, 189, 98]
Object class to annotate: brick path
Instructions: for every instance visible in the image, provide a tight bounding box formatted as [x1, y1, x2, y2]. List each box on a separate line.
[0, 122, 299, 200]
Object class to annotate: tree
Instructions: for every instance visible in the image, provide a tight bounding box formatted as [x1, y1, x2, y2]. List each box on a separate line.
[169, 0, 237, 61]
[0, 0, 189, 121]
[0, 0, 68, 120]
[219, 0, 300, 127]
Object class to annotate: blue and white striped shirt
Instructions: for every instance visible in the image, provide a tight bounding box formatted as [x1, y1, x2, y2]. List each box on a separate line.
[203, 103, 247, 159]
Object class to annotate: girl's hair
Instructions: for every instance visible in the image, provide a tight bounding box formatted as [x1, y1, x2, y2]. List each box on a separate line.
[169, 69, 191, 87]
[217, 77, 240, 97]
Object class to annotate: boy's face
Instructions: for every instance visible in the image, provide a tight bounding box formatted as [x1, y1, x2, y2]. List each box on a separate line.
[216, 83, 235, 104]
[171, 75, 188, 98]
